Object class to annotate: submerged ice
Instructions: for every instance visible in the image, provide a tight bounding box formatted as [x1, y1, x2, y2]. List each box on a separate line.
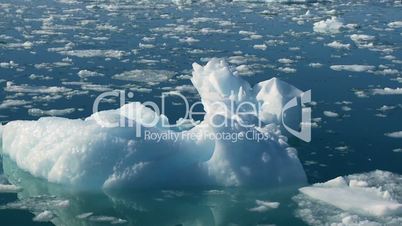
[1, 58, 307, 189]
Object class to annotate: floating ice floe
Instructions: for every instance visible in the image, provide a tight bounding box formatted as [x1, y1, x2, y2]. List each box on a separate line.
[341, 106, 351, 111]
[112, 69, 175, 84]
[59, 49, 126, 58]
[278, 67, 296, 73]
[0, 61, 18, 68]
[0, 183, 22, 193]
[309, 63, 323, 68]
[88, 215, 127, 224]
[388, 21, 402, 29]
[0, 100, 30, 109]
[0, 192, 70, 223]
[1, 58, 307, 189]
[5, 82, 71, 94]
[295, 170, 402, 225]
[372, 87, 402, 95]
[266, 0, 322, 3]
[323, 111, 338, 118]
[33, 210, 54, 222]
[77, 70, 104, 78]
[385, 131, 402, 138]
[377, 105, 397, 112]
[278, 58, 294, 64]
[313, 17, 343, 34]
[28, 108, 76, 117]
[334, 146, 349, 152]
[330, 65, 375, 73]
[248, 200, 280, 212]
[3, 41, 34, 49]
[235, 64, 255, 76]
[326, 41, 351, 49]
[350, 34, 375, 48]
[76, 212, 93, 219]
[253, 44, 267, 50]
[374, 68, 400, 76]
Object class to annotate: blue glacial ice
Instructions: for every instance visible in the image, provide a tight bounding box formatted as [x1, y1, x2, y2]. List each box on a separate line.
[1, 58, 307, 189]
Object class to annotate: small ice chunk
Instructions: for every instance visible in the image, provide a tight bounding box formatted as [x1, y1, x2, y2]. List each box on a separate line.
[0, 184, 22, 193]
[323, 111, 338, 118]
[335, 146, 349, 152]
[350, 34, 375, 47]
[33, 210, 54, 222]
[350, 34, 375, 42]
[248, 200, 280, 212]
[278, 58, 294, 64]
[313, 17, 343, 34]
[341, 106, 352, 111]
[330, 65, 375, 72]
[76, 212, 94, 219]
[372, 88, 402, 95]
[111, 218, 128, 224]
[235, 64, 254, 76]
[309, 62, 323, 68]
[278, 67, 296, 73]
[392, 148, 402, 153]
[0, 100, 30, 109]
[89, 215, 126, 223]
[112, 69, 174, 84]
[388, 21, 402, 28]
[60, 49, 125, 58]
[22, 41, 33, 49]
[78, 70, 104, 78]
[253, 44, 267, 50]
[0, 61, 18, 68]
[327, 41, 351, 49]
[54, 200, 70, 208]
[385, 131, 402, 138]
[28, 108, 75, 117]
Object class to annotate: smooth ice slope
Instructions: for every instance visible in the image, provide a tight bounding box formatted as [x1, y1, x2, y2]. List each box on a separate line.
[1, 58, 307, 189]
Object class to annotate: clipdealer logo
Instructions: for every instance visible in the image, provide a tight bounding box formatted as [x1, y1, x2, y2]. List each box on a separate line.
[143, 130, 271, 143]
[92, 89, 312, 142]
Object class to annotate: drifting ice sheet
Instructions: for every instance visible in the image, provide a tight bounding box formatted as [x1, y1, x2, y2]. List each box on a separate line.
[295, 170, 402, 225]
[300, 177, 402, 216]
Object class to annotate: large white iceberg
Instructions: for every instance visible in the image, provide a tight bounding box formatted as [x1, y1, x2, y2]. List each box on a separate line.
[1, 58, 307, 189]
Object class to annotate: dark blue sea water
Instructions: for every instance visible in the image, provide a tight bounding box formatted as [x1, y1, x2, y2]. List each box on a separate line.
[0, 0, 401, 225]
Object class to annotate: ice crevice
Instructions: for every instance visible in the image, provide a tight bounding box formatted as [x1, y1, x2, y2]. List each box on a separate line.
[1, 58, 307, 189]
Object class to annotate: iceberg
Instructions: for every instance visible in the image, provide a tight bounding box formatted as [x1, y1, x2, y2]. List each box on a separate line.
[1, 58, 306, 189]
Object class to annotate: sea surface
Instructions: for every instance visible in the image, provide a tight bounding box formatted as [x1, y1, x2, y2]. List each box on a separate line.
[0, 0, 401, 225]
